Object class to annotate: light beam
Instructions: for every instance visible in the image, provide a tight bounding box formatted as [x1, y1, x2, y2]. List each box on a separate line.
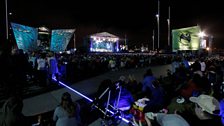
[52, 77, 134, 125]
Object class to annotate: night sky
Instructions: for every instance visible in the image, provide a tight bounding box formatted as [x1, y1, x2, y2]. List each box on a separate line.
[5, 0, 224, 49]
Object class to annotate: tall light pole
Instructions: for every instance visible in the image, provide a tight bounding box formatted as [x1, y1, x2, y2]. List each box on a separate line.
[152, 30, 155, 50]
[167, 6, 170, 46]
[5, 0, 9, 40]
[73, 29, 76, 49]
[156, 0, 160, 49]
[124, 34, 127, 50]
[208, 35, 213, 56]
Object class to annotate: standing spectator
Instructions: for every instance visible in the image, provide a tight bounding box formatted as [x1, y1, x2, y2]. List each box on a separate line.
[142, 80, 165, 113]
[47, 52, 59, 84]
[200, 58, 206, 73]
[53, 92, 81, 126]
[36, 54, 47, 86]
[171, 57, 180, 74]
[191, 59, 203, 77]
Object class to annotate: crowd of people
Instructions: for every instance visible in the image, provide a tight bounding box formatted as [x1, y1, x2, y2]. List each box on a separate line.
[1, 48, 224, 125]
[90, 55, 224, 126]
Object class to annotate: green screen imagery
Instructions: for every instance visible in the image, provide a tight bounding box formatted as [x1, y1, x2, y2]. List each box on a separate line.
[172, 26, 200, 51]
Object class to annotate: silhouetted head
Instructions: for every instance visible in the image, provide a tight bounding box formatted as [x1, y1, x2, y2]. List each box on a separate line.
[61, 92, 73, 106]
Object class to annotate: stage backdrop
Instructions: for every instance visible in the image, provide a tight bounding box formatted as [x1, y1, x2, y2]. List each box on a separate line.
[50, 29, 75, 52]
[89, 32, 119, 52]
[11, 22, 38, 52]
[172, 26, 200, 51]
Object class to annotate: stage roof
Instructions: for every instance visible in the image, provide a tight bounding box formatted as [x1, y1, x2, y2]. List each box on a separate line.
[90, 32, 119, 38]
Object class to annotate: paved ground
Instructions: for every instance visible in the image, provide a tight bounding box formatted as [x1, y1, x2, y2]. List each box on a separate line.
[0, 64, 171, 125]
[22, 64, 171, 117]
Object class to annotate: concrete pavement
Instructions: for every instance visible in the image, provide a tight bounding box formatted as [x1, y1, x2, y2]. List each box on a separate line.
[22, 64, 171, 116]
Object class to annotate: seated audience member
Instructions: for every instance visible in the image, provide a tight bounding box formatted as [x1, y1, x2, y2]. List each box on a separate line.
[114, 80, 135, 111]
[142, 69, 156, 92]
[180, 74, 202, 99]
[144, 112, 190, 126]
[143, 80, 165, 113]
[0, 96, 29, 126]
[53, 92, 81, 126]
[96, 79, 134, 112]
[95, 79, 114, 108]
[188, 94, 222, 126]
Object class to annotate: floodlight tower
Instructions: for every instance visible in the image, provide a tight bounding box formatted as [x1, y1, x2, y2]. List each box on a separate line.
[167, 6, 170, 46]
[156, 0, 160, 49]
[5, 0, 9, 40]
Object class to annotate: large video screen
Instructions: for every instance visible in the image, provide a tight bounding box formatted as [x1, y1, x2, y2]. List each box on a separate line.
[90, 40, 115, 52]
[11, 22, 38, 52]
[172, 26, 200, 51]
[50, 29, 75, 52]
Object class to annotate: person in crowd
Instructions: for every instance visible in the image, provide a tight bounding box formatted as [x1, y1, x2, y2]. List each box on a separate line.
[53, 92, 81, 126]
[142, 79, 165, 113]
[199, 58, 206, 73]
[29, 52, 37, 69]
[219, 98, 224, 125]
[187, 94, 222, 126]
[47, 52, 59, 84]
[108, 58, 116, 71]
[144, 112, 190, 126]
[171, 57, 180, 74]
[0, 96, 29, 126]
[179, 74, 203, 99]
[113, 80, 135, 112]
[94, 79, 114, 110]
[206, 65, 217, 84]
[182, 57, 190, 69]
[142, 68, 156, 92]
[37, 53, 47, 86]
[191, 59, 203, 77]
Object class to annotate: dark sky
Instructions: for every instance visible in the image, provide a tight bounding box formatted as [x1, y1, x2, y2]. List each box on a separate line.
[6, 0, 224, 49]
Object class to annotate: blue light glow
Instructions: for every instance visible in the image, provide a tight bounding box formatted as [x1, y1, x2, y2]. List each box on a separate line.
[52, 77, 93, 102]
[11, 22, 38, 52]
[52, 77, 133, 125]
[50, 29, 75, 52]
[105, 108, 130, 123]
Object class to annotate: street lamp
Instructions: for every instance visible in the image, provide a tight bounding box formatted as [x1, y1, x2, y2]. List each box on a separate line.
[167, 19, 170, 46]
[167, 6, 170, 46]
[5, 0, 9, 40]
[152, 30, 155, 51]
[198, 31, 206, 38]
[156, 14, 159, 49]
[156, 0, 160, 49]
